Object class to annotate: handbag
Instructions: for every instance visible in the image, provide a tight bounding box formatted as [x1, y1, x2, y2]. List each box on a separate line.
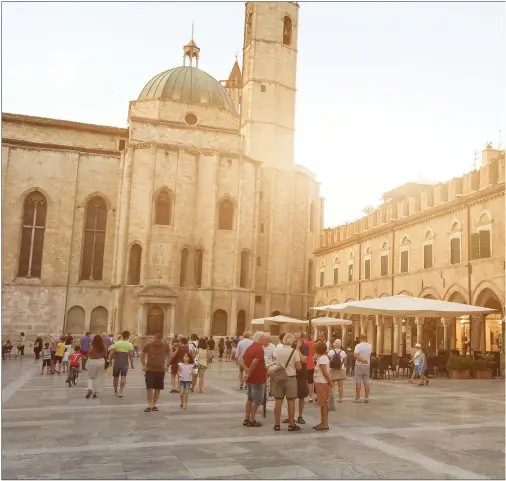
[270, 348, 296, 383]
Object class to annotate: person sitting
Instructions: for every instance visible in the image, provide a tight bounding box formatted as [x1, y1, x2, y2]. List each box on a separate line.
[2, 340, 13, 360]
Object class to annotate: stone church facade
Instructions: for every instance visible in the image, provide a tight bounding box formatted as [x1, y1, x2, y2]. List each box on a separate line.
[2, 2, 322, 339]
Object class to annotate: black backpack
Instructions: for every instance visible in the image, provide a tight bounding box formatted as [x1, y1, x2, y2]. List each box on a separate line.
[330, 349, 343, 369]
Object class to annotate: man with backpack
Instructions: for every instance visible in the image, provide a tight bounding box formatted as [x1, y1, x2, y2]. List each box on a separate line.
[328, 339, 347, 404]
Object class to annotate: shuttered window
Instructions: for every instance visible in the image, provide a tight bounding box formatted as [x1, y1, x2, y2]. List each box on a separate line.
[364, 259, 371, 279]
[333, 268, 338, 285]
[319, 270, 324, 287]
[80, 196, 107, 281]
[380, 255, 388, 276]
[400, 250, 409, 273]
[423, 244, 433, 269]
[348, 264, 353, 282]
[479, 230, 491, 258]
[450, 238, 461, 264]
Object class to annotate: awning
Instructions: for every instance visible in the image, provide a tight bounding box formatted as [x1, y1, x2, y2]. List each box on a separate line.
[311, 317, 352, 327]
[251, 315, 308, 326]
[311, 295, 497, 318]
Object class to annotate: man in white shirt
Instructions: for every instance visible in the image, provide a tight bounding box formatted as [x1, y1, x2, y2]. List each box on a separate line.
[263, 335, 276, 400]
[236, 331, 253, 390]
[353, 334, 373, 403]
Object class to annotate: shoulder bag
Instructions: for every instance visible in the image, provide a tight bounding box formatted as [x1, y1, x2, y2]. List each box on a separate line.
[270, 348, 296, 384]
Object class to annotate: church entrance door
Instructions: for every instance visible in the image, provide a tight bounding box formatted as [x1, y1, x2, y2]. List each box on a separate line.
[147, 306, 164, 335]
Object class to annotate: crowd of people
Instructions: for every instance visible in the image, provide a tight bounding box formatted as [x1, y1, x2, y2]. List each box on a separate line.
[3, 328, 381, 429]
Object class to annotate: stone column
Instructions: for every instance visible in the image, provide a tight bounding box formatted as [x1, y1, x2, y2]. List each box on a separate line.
[360, 316, 366, 335]
[376, 316, 383, 355]
[416, 317, 424, 344]
[442, 318, 450, 350]
[137, 302, 144, 337]
[327, 326, 332, 342]
[230, 295, 238, 337]
[169, 304, 176, 338]
[163, 305, 170, 337]
[393, 317, 400, 354]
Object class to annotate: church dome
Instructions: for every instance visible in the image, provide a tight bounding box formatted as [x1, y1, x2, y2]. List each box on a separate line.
[138, 66, 236, 113]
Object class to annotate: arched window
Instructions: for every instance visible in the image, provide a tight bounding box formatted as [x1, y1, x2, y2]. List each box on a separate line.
[127, 244, 142, 285]
[399, 235, 410, 273]
[18, 191, 47, 278]
[309, 203, 315, 233]
[307, 259, 313, 293]
[80, 196, 107, 281]
[155, 190, 173, 226]
[90, 306, 108, 334]
[472, 212, 492, 260]
[348, 251, 354, 282]
[364, 246, 372, 280]
[380, 242, 389, 276]
[212, 309, 228, 336]
[319, 260, 326, 288]
[283, 16, 292, 46]
[194, 248, 203, 287]
[66, 305, 85, 334]
[240, 250, 251, 288]
[423, 230, 434, 269]
[180, 248, 190, 287]
[218, 199, 234, 230]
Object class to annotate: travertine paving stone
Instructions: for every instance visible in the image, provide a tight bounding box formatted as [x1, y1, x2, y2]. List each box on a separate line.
[2, 357, 505, 479]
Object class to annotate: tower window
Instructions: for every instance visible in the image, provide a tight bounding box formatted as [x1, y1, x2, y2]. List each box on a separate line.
[118, 139, 126, 150]
[261, 85, 266, 92]
[155, 190, 173, 226]
[80, 196, 107, 281]
[283, 16, 292, 46]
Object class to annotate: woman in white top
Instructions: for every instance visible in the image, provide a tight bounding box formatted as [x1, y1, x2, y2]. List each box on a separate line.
[196, 338, 208, 393]
[328, 339, 347, 403]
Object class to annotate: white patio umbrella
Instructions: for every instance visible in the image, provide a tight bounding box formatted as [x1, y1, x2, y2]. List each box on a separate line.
[311, 295, 497, 318]
[311, 317, 352, 326]
[251, 315, 308, 326]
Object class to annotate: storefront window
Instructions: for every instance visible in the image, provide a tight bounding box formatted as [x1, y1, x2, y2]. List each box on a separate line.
[485, 314, 503, 352]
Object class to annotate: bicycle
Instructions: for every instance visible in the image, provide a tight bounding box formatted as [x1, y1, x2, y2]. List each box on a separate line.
[66, 366, 79, 387]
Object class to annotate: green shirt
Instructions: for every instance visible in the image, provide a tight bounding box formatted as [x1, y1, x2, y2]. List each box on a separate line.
[113, 340, 133, 369]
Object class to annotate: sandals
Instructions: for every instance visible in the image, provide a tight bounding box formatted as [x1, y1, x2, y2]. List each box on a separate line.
[425, 380, 430, 386]
[282, 419, 289, 424]
[247, 420, 262, 427]
[364, 399, 369, 403]
[273, 425, 281, 431]
[288, 424, 300, 431]
[152, 406, 159, 411]
[297, 417, 306, 424]
[354, 398, 361, 403]
[144, 407, 151, 412]
[243, 418, 249, 426]
[313, 425, 329, 431]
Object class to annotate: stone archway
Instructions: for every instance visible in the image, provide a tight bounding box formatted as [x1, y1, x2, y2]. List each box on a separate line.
[212, 310, 228, 336]
[66, 306, 85, 335]
[237, 310, 246, 336]
[90, 306, 108, 334]
[475, 287, 504, 352]
[147, 306, 164, 335]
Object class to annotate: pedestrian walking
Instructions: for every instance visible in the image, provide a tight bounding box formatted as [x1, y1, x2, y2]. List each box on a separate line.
[14, 332, 26, 358]
[353, 334, 372, 403]
[33, 336, 43, 360]
[218, 338, 225, 362]
[328, 339, 347, 404]
[109, 330, 134, 398]
[41, 343, 51, 374]
[141, 333, 170, 412]
[54, 336, 66, 374]
[196, 338, 208, 393]
[85, 335, 108, 399]
[80, 332, 92, 371]
[178, 353, 194, 410]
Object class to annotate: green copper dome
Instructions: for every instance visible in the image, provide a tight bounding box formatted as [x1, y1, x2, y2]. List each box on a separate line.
[138, 66, 236, 113]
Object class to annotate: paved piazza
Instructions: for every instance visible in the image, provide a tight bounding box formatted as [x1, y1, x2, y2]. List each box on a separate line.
[1, 358, 505, 480]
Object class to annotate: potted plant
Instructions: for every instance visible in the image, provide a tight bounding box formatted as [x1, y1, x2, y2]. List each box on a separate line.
[473, 354, 494, 379]
[447, 355, 472, 379]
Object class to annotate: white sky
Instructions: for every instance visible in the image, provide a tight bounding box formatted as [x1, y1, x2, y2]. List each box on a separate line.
[2, 1, 505, 227]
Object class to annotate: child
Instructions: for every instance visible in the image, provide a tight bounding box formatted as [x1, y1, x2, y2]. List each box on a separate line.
[178, 353, 193, 410]
[68, 346, 84, 374]
[62, 343, 72, 373]
[41, 342, 52, 374]
[54, 336, 66, 374]
[313, 341, 332, 431]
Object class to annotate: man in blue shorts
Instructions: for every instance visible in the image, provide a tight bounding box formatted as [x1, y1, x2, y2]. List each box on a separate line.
[109, 330, 134, 398]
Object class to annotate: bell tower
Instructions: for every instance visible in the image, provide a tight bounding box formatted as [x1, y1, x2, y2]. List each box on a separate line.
[241, 2, 299, 170]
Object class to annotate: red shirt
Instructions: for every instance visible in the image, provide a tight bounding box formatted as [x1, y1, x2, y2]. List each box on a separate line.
[243, 342, 266, 384]
[68, 352, 83, 367]
[306, 340, 315, 370]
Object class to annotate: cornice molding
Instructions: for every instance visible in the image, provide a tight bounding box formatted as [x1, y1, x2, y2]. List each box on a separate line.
[129, 116, 240, 136]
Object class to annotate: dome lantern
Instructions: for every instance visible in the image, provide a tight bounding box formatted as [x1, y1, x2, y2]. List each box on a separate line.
[183, 24, 200, 68]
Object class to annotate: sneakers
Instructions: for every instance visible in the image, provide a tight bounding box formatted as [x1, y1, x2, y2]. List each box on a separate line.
[354, 398, 361, 403]
[118, 392, 123, 398]
[85, 390, 92, 399]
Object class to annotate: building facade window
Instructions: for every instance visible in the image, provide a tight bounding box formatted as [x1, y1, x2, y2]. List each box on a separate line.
[240, 250, 251, 288]
[155, 190, 173, 225]
[472, 212, 492, 260]
[180, 248, 190, 287]
[127, 244, 142, 285]
[333, 267, 338, 285]
[218, 198, 234, 230]
[283, 16, 292, 46]
[18, 191, 47, 279]
[80, 196, 107, 281]
[423, 230, 434, 269]
[380, 241, 389, 277]
[194, 248, 203, 287]
[399, 235, 410, 274]
[319, 260, 325, 287]
[364, 246, 371, 280]
[450, 237, 461, 264]
[348, 251, 354, 282]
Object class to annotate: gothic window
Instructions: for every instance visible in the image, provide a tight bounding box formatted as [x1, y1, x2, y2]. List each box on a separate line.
[18, 191, 47, 278]
[194, 248, 203, 287]
[240, 250, 251, 288]
[218, 198, 234, 230]
[155, 190, 173, 226]
[127, 244, 142, 285]
[283, 16, 292, 46]
[80, 196, 107, 281]
[180, 248, 190, 287]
